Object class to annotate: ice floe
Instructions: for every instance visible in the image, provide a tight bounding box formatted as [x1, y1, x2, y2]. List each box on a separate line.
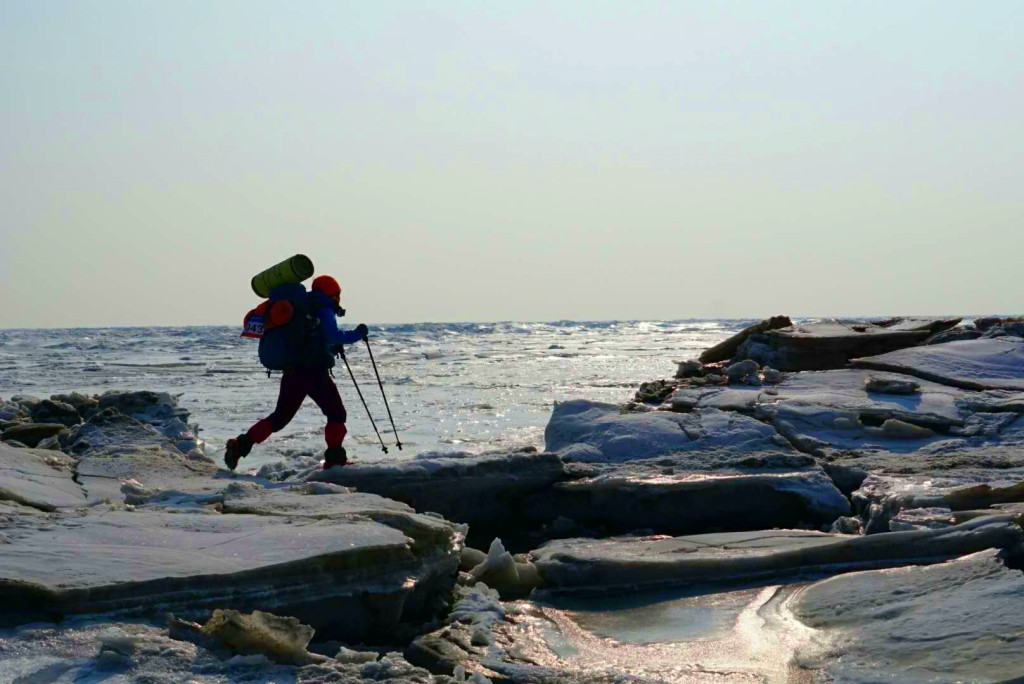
[529, 515, 1023, 594]
[725, 317, 961, 371]
[792, 549, 1024, 682]
[546, 400, 782, 461]
[528, 451, 850, 535]
[0, 494, 461, 641]
[853, 336, 1024, 391]
[0, 443, 84, 511]
[0, 616, 477, 683]
[310, 449, 563, 548]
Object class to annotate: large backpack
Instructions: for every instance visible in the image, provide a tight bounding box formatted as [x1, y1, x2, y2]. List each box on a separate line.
[241, 283, 334, 371]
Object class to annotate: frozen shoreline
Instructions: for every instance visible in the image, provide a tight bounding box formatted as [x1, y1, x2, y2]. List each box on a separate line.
[0, 320, 739, 471]
[2, 315, 1024, 682]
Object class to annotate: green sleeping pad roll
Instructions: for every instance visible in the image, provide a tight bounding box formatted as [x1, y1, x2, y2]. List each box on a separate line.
[251, 254, 315, 297]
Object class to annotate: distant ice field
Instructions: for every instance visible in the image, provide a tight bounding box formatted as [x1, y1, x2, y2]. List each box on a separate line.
[0, 321, 739, 471]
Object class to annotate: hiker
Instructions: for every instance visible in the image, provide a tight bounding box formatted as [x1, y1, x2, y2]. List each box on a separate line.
[225, 274, 368, 471]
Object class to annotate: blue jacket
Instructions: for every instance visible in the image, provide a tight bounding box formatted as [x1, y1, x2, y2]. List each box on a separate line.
[308, 291, 363, 346]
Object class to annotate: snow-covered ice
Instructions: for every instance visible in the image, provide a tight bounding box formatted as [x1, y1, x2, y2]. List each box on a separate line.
[0, 443, 84, 510]
[545, 400, 782, 460]
[792, 549, 1024, 682]
[853, 337, 1024, 391]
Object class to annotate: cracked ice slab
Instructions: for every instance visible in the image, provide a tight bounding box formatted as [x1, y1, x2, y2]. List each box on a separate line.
[308, 451, 564, 546]
[852, 337, 1024, 392]
[66, 409, 184, 457]
[673, 368, 972, 435]
[221, 482, 462, 558]
[756, 369, 974, 457]
[791, 549, 1024, 683]
[819, 412, 1024, 513]
[760, 369, 968, 427]
[545, 400, 783, 461]
[720, 369, 1024, 512]
[841, 413, 1024, 488]
[670, 384, 765, 413]
[40, 408, 222, 505]
[0, 618, 456, 684]
[0, 443, 85, 511]
[0, 499, 461, 640]
[76, 446, 220, 504]
[528, 452, 850, 534]
[539, 401, 849, 535]
[530, 515, 1023, 594]
[734, 317, 960, 371]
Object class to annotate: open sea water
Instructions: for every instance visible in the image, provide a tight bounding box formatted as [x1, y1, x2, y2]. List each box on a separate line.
[0, 321, 740, 471]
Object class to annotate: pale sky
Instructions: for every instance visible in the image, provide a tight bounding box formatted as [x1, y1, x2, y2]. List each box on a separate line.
[2, 1, 1021, 328]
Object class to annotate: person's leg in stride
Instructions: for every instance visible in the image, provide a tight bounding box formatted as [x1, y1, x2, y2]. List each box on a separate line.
[224, 369, 309, 470]
[307, 370, 348, 469]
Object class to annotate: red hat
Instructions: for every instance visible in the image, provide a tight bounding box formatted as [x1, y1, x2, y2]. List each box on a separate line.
[311, 275, 341, 298]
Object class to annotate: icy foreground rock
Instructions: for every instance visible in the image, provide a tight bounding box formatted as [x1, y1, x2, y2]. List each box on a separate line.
[673, 368, 974, 449]
[853, 336, 1024, 391]
[0, 394, 477, 681]
[529, 452, 850, 535]
[546, 399, 784, 460]
[310, 404, 851, 544]
[662, 362, 1024, 528]
[0, 395, 465, 650]
[221, 483, 463, 565]
[0, 488, 462, 641]
[0, 443, 84, 510]
[65, 408, 186, 457]
[757, 368, 978, 459]
[699, 315, 794, 363]
[537, 400, 850, 534]
[311, 433, 849, 543]
[309, 450, 563, 546]
[77, 444, 220, 504]
[529, 515, 1023, 594]
[792, 549, 1024, 682]
[0, 617, 475, 683]
[190, 609, 320, 665]
[0, 390, 202, 454]
[409, 583, 593, 683]
[727, 317, 961, 371]
[740, 367, 1024, 532]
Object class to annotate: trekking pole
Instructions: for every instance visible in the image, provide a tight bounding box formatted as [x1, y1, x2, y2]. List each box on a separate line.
[363, 337, 403, 450]
[336, 347, 388, 454]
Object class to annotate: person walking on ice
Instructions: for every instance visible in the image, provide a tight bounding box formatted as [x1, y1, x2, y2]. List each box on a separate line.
[225, 274, 368, 471]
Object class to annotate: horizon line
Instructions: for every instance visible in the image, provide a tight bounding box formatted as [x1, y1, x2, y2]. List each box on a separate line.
[0, 313, 1010, 333]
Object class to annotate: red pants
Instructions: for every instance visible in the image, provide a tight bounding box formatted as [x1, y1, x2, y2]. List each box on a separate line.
[247, 368, 347, 448]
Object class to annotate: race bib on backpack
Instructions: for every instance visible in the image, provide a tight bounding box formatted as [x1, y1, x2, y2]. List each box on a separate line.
[242, 302, 269, 340]
[242, 315, 264, 339]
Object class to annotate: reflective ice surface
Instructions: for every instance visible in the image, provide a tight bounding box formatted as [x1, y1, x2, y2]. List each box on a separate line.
[0, 321, 738, 470]
[509, 583, 818, 683]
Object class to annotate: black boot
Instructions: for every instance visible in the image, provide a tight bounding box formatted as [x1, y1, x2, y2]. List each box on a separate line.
[323, 446, 347, 469]
[224, 433, 254, 471]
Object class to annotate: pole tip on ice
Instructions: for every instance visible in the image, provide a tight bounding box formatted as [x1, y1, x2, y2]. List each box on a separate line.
[364, 338, 403, 454]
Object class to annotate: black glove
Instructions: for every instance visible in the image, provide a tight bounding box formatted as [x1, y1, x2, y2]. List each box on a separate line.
[331, 344, 345, 358]
[355, 323, 369, 340]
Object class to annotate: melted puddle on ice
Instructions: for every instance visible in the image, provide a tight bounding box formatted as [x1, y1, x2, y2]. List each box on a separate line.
[510, 583, 820, 683]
